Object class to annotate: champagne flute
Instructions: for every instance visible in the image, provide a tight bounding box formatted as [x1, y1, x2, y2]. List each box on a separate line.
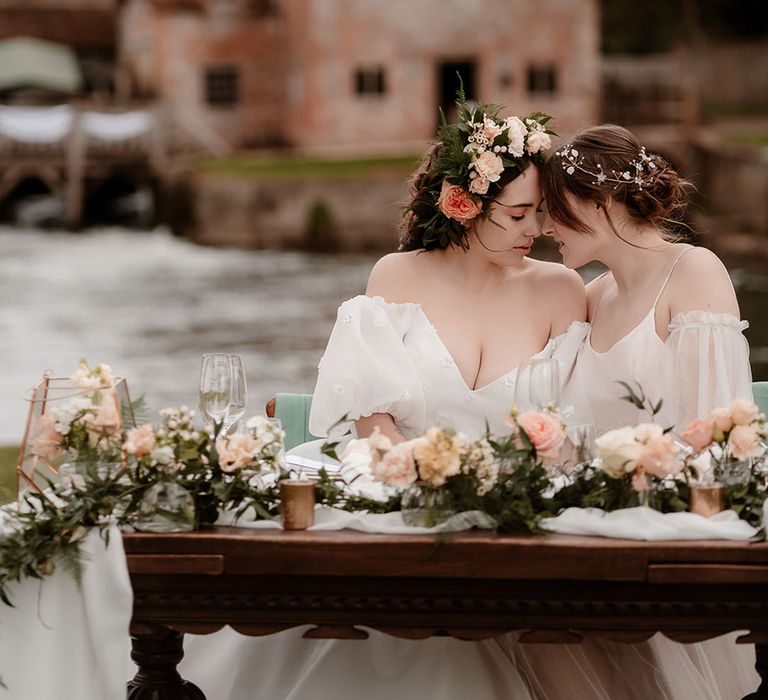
[527, 358, 561, 411]
[199, 353, 232, 433]
[222, 354, 247, 436]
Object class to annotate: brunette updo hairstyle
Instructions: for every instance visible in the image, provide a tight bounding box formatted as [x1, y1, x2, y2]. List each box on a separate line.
[398, 142, 530, 252]
[542, 124, 694, 242]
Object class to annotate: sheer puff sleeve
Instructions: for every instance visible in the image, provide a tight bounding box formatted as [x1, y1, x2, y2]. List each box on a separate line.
[309, 295, 425, 437]
[663, 311, 753, 429]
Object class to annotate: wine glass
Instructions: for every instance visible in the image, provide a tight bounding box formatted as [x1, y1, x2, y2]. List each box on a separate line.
[515, 358, 561, 411]
[222, 354, 247, 436]
[199, 353, 232, 432]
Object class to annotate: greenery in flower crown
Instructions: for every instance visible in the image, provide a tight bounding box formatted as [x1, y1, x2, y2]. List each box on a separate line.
[406, 83, 555, 250]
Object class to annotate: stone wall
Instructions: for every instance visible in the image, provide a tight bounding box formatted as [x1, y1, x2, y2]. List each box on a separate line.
[692, 141, 768, 235]
[184, 172, 407, 251]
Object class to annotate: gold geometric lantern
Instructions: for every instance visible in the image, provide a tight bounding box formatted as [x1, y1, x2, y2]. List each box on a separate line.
[17, 372, 135, 497]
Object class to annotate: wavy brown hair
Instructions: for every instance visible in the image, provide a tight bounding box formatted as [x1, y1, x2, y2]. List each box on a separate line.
[398, 143, 532, 252]
[542, 124, 694, 244]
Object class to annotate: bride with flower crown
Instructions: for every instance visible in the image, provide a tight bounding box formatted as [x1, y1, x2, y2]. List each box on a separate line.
[179, 97, 596, 699]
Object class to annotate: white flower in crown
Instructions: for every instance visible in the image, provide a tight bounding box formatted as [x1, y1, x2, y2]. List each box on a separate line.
[471, 150, 504, 183]
[504, 116, 527, 158]
[556, 144, 657, 190]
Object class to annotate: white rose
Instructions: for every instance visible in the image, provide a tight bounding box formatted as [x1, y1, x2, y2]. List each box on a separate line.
[731, 399, 759, 427]
[472, 151, 504, 183]
[595, 426, 643, 477]
[504, 116, 527, 158]
[526, 130, 552, 155]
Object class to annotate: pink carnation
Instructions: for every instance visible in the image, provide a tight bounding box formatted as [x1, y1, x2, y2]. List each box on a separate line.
[680, 418, 715, 453]
[216, 433, 262, 472]
[29, 413, 63, 461]
[437, 180, 482, 224]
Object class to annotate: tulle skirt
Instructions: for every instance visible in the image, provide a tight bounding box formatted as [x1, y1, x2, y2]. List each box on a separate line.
[179, 626, 758, 700]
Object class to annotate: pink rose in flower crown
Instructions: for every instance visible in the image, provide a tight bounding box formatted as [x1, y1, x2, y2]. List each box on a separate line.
[482, 116, 503, 142]
[730, 399, 760, 427]
[468, 174, 490, 195]
[727, 424, 763, 461]
[123, 423, 156, 457]
[515, 411, 566, 462]
[526, 130, 552, 155]
[371, 440, 418, 488]
[634, 423, 680, 478]
[437, 180, 482, 224]
[680, 417, 715, 453]
[29, 413, 64, 461]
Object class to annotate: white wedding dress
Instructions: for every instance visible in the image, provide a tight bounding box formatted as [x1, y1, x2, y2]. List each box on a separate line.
[179, 294, 587, 700]
[552, 247, 759, 700]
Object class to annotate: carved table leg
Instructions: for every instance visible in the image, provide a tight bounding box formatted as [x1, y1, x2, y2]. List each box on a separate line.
[128, 625, 206, 700]
[743, 643, 768, 700]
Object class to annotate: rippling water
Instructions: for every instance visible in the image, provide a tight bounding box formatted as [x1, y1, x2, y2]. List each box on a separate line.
[0, 227, 375, 444]
[1, 227, 765, 445]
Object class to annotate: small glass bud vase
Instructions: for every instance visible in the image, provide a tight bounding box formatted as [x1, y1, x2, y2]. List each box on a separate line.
[400, 483, 454, 528]
[715, 458, 752, 487]
[135, 474, 195, 533]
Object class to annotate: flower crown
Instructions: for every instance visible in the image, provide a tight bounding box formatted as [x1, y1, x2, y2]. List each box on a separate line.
[410, 88, 554, 249]
[555, 144, 657, 191]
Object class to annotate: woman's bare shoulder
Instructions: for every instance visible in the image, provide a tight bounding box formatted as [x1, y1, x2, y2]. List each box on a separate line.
[365, 250, 431, 300]
[523, 259, 587, 323]
[666, 245, 739, 316]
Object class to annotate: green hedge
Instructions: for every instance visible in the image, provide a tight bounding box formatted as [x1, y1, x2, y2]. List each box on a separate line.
[0, 446, 18, 504]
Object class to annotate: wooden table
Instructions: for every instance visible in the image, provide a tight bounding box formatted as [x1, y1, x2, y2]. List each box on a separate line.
[124, 527, 768, 699]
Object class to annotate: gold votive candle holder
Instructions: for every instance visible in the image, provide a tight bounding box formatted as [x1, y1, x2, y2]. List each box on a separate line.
[689, 483, 725, 518]
[279, 479, 316, 530]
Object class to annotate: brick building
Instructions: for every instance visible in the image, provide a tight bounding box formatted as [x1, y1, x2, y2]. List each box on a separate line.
[118, 0, 600, 153]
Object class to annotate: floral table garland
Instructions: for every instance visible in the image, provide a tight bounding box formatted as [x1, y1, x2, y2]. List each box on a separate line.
[1, 362, 767, 607]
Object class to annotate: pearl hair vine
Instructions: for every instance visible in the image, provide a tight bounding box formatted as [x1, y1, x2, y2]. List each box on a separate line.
[555, 144, 658, 191]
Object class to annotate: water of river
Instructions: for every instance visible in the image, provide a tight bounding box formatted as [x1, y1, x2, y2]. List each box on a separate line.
[1, 226, 766, 445]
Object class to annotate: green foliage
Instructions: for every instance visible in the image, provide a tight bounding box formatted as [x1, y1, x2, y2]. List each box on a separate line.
[304, 199, 339, 252]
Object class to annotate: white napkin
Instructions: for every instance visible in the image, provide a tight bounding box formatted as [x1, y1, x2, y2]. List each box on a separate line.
[541, 506, 758, 541]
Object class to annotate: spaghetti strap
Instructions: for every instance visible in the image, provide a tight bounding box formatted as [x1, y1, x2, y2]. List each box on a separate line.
[652, 245, 695, 308]
[590, 271, 611, 320]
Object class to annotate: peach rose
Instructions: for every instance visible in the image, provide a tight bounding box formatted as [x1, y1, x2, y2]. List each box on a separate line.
[123, 423, 156, 457]
[90, 401, 118, 433]
[731, 399, 759, 427]
[636, 434, 680, 478]
[372, 441, 418, 488]
[516, 411, 566, 462]
[437, 180, 482, 224]
[709, 407, 733, 434]
[727, 424, 764, 461]
[680, 418, 715, 453]
[30, 413, 64, 461]
[216, 433, 261, 472]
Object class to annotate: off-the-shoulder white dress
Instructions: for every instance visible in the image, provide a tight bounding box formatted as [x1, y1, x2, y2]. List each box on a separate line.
[178, 294, 587, 700]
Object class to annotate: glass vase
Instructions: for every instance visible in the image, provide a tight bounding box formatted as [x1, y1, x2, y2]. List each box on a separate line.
[135, 478, 195, 532]
[400, 483, 454, 528]
[715, 458, 752, 487]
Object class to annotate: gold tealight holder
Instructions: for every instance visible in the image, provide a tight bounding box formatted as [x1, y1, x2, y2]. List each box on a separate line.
[689, 483, 725, 518]
[279, 479, 316, 530]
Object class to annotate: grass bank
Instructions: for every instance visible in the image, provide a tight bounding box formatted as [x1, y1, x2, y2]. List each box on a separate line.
[724, 132, 768, 148]
[0, 446, 17, 504]
[197, 153, 420, 181]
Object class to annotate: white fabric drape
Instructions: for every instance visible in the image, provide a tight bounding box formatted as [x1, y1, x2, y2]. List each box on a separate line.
[0, 105, 73, 143]
[0, 526, 133, 700]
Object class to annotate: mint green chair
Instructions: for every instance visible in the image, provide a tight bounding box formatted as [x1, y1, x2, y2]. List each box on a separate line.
[753, 381, 768, 416]
[266, 393, 318, 450]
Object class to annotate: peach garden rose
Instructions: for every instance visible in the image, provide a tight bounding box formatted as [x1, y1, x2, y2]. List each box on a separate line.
[680, 417, 715, 453]
[437, 180, 482, 224]
[515, 410, 566, 462]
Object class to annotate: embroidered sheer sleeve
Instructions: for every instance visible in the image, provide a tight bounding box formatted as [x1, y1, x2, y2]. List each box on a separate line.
[309, 295, 425, 437]
[663, 311, 753, 429]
